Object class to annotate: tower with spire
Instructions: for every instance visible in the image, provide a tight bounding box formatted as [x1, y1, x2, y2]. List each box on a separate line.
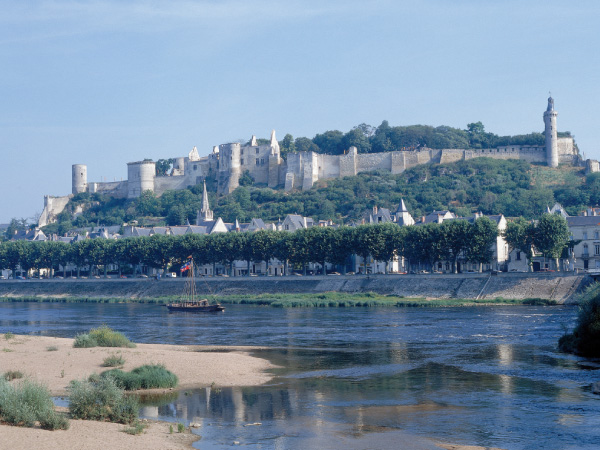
[395, 199, 415, 226]
[544, 95, 559, 168]
[198, 180, 213, 222]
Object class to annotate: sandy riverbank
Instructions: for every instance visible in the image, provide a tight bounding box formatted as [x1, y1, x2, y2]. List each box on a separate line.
[0, 334, 276, 450]
[0, 335, 275, 396]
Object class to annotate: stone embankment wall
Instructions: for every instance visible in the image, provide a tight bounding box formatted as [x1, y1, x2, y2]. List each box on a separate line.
[0, 273, 591, 304]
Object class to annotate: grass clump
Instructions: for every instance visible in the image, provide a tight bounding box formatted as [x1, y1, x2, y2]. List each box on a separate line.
[4, 371, 24, 381]
[0, 378, 69, 430]
[68, 376, 138, 424]
[102, 352, 125, 367]
[559, 283, 600, 357]
[4, 332, 15, 340]
[73, 334, 98, 348]
[124, 421, 147, 435]
[73, 326, 135, 349]
[98, 364, 178, 391]
[46, 346, 59, 352]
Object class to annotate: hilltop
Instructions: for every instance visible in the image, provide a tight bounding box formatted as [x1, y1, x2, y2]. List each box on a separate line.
[39, 157, 596, 234]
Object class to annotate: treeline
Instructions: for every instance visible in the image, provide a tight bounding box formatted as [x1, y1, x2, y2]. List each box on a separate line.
[1, 215, 572, 278]
[3, 219, 499, 278]
[278, 121, 560, 157]
[43, 158, 595, 232]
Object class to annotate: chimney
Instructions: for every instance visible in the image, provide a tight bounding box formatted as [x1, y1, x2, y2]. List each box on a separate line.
[373, 206, 378, 215]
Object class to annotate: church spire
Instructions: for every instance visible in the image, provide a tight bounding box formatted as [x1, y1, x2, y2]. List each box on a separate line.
[199, 180, 213, 221]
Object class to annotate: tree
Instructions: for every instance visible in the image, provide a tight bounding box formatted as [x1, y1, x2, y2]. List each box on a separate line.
[440, 220, 471, 273]
[503, 218, 536, 272]
[369, 223, 401, 274]
[155, 158, 174, 176]
[294, 137, 320, 153]
[465, 217, 498, 272]
[534, 214, 570, 271]
[313, 130, 344, 155]
[280, 134, 296, 160]
[327, 227, 355, 274]
[136, 191, 161, 216]
[248, 230, 279, 275]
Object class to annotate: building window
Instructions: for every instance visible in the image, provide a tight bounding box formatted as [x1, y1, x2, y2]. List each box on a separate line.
[241, 159, 244, 165]
[584, 232, 588, 240]
[285, 225, 289, 230]
[595, 231, 599, 239]
[256, 159, 259, 165]
[241, 149, 244, 155]
[193, 164, 197, 171]
[596, 244, 600, 256]
[516, 251, 521, 261]
[261, 158, 264, 165]
[256, 148, 259, 154]
[583, 244, 589, 256]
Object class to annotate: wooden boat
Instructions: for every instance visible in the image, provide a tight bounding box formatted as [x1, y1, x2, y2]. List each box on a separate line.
[166, 258, 225, 313]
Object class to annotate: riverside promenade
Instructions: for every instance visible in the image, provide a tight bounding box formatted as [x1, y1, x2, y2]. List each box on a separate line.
[0, 272, 591, 304]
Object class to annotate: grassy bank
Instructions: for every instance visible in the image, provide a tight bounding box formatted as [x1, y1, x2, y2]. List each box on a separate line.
[0, 292, 557, 307]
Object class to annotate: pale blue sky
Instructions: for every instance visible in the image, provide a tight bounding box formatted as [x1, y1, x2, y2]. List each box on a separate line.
[1, 0, 599, 223]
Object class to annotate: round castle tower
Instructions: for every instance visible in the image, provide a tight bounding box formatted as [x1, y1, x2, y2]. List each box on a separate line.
[544, 96, 558, 168]
[72, 164, 88, 194]
[127, 160, 156, 199]
[218, 142, 242, 193]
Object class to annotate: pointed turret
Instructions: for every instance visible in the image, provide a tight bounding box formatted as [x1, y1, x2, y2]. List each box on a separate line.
[270, 129, 280, 154]
[235, 218, 240, 231]
[395, 198, 415, 226]
[198, 180, 213, 222]
[250, 135, 258, 146]
[189, 146, 200, 161]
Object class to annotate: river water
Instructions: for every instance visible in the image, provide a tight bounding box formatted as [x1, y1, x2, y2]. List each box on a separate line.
[1, 302, 598, 450]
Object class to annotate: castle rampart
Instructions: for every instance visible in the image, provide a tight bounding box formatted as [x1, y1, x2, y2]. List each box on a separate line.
[40, 98, 587, 227]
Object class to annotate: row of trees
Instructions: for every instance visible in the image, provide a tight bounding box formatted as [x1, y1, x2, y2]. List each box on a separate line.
[4, 215, 571, 279]
[279, 121, 555, 157]
[2, 218, 501, 278]
[503, 214, 571, 271]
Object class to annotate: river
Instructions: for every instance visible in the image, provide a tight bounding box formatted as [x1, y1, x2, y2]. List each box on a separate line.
[0, 302, 598, 450]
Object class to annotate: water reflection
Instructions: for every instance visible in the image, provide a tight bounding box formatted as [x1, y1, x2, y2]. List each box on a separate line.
[2, 303, 599, 449]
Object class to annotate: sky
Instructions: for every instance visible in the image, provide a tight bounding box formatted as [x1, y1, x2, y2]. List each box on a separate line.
[1, 0, 600, 224]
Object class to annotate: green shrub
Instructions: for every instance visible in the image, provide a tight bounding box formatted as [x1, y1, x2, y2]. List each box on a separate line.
[4, 332, 14, 340]
[73, 334, 98, 348]
[0, 378, 68, 430]
[4, 371, 24, 381]
[99, 364, 178, 391]
[89, 326, 135, 348]
[102, 352, 125, 367]
[46, 346, 59, 352]
[124, 420, 146, 435]
[68, 376, 139, 424]
[177, 422, 185, 433]
[39, 412, 70, 430]
[559, 284, 600, 357]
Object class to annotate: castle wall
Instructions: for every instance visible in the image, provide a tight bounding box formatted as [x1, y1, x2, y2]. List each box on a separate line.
[440, 149, 465, 164]
[356, 152, 392, 173]
[317, 153, 341, 179]
[339, 147, 358, 177]
[89, 181, 128, 198]
[154, 176, 189, 196]
[244, 144, 272, 185]
[38, 195, 72, 228]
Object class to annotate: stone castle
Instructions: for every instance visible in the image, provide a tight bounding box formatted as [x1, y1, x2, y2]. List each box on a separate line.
[39, 97, 589, 227]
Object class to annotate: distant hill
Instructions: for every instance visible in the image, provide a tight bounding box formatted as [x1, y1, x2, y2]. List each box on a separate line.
[40, 157, 597, 235]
